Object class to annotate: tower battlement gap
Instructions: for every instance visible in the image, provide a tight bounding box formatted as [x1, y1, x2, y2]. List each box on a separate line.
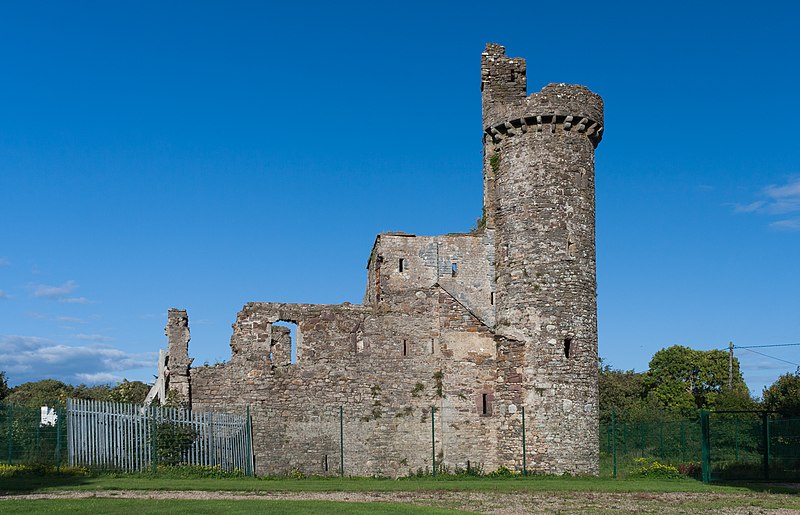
[151, 43, 604, 477]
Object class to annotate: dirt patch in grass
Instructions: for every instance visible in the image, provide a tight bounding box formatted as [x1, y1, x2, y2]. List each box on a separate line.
[3, 489, 800, 514]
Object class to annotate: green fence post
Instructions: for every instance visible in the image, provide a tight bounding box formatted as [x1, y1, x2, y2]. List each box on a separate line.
[700, 410, 710, 484]
[762, 411, 770, 480]
[7, 404, 12, 465]
[680, 420, 685, 462]
[339, 406, 344, 477]
[612, 409, 617, 479]
[36, 412, 41, 459]
[246, 405, 254, 477]
[431, 405, 436, 478]
[522, 406, 527, 477]
[150, 405, 158, 474]
[55, 403, 62, 470]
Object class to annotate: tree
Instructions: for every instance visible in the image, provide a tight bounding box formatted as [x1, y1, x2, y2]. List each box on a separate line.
[73, 383, 112, 401]
[763, 372, 800, 418]
[0, 371, 9, 402]
[109, 379, 151, 404]
[643, 345, 750, 415]
[598, 360, 654, 422]
[4, 379, 75, 407]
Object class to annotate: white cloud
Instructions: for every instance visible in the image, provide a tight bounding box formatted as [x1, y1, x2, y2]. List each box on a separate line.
[769, 219, 800, 231]
[28, 280, 95, 304]
[55, 315, 85, 324]
[75, 372, 122, 383]
[735, 177, 800, 230]
[0, 335, 156, 386]
[59, 296, 93, 304]
[74, 333, 113, 342]
[32, 280, 78, 298]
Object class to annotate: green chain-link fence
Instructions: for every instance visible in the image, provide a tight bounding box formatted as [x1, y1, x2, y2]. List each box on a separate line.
[601, 410, 800, 482]
[0, 403, 67, 468]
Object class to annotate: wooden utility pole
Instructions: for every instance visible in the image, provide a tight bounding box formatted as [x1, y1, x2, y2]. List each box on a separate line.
[728, 341, 734, 389]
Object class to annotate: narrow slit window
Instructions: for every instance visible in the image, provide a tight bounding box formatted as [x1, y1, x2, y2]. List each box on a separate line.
[430, 339, 435, 354]
[564, 338, 573, 358]
[399, 258, 406, 272]
[403, 339, 407, 356]
[481, 393, 489, 415]
[490, 292, 495, 305]
[567, 235, 576, 258]
[451, 263, 457, 277]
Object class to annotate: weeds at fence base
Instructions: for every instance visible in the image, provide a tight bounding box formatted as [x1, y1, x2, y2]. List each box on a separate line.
[0, 463, 91, 478]
[629, 458, 685, 480]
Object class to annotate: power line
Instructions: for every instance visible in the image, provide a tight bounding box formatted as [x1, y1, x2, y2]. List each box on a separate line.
[737, 346, 800, 367]
[734, 342, 800, 349]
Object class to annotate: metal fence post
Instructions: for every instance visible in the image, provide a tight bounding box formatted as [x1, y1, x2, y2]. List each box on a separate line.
[7, 404, 12, 465]
[612, 409, 617, 479]
[431, 405, 436, 477]
[150, 405, 157, 474]
[55, 403, 62, 470]
[246, 405, 254, 477]
[521, 406, 527, 476]
[339, 405, 344, 477]
[762, 411, 770, 480]
[700, 410, 710, 484]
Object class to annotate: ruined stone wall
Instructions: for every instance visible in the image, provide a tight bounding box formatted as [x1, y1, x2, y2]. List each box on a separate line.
[165, 42, 603, 478]
[483, 44, 602, 474]
[165, 308, 192, 406]
[190, 292, 498, 477]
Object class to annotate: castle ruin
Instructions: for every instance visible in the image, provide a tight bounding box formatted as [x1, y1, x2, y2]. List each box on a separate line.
[156, 43, 604, 477]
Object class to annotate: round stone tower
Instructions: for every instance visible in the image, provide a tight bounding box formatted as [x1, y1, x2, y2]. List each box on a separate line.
[481, 43, 604, 474]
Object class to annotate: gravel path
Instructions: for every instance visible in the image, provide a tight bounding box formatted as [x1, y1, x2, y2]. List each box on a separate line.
[3, 489, 800, 514]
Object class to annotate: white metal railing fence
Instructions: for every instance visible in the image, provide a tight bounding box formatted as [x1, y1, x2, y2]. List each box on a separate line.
[66, 398, 253, 474]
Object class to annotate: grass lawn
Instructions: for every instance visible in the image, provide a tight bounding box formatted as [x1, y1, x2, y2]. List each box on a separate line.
[2, 474, 798, 514]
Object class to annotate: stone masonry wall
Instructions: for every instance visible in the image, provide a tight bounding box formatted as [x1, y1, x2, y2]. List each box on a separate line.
[162, 42, 603, 478]
[484, 44, 602, 474]
[189, 290, 499, 477]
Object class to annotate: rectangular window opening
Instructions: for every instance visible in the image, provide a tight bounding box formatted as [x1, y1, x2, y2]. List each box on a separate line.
[564, 338, 573, 359]
[403, 339, 407, 356]
[399, 258, 406, 272]
[490, 292, 495, 305]
[451, 263, 457, 277]
[430, 339, 435, 354]
[274, 320, 299, 364]
[481, 393, 488, 415]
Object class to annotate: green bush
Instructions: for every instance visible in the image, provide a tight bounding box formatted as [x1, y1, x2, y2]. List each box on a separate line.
[629, 458, 684, 479]
[155, 422, 197, 466]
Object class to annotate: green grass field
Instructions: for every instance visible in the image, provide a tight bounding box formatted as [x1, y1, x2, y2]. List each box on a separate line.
[1, 474, 798, 513]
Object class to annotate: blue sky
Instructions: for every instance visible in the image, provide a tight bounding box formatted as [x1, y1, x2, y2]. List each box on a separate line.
[1, 1, 798, 394]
